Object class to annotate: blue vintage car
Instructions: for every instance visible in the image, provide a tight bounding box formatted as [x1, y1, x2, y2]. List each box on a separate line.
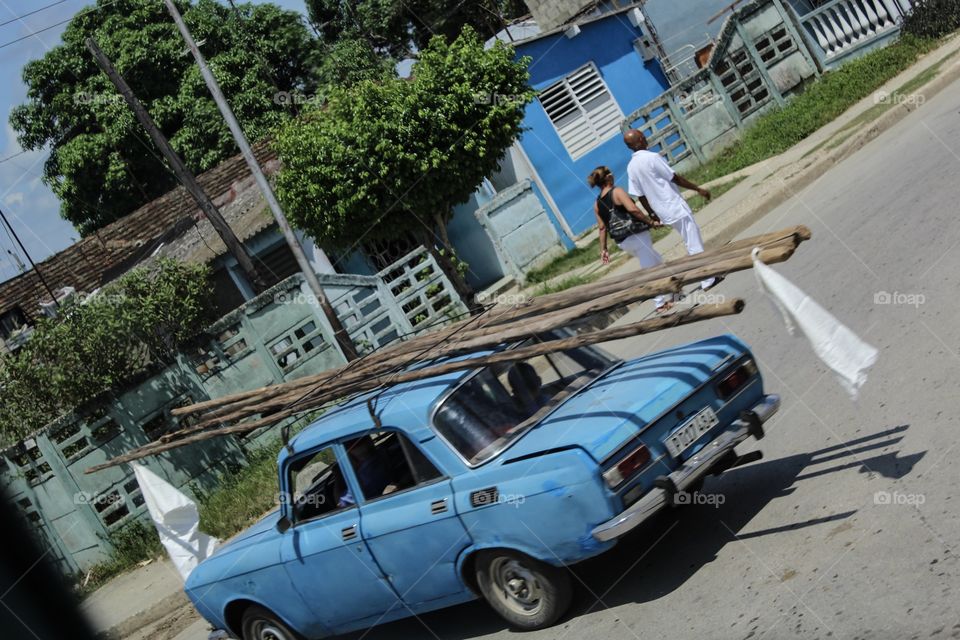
[186, 332, 780, 639]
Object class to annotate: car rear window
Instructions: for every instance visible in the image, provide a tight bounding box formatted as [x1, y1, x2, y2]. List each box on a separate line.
[432, 342, 615, 465]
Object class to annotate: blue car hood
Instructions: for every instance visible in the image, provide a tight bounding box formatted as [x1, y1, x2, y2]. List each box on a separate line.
[503, 334, 749, 463]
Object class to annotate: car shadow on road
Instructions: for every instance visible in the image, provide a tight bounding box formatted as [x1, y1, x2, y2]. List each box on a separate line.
[338, 425, 922, 640]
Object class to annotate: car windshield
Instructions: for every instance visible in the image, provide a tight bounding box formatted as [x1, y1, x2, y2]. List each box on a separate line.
[432, 339, 617, 465]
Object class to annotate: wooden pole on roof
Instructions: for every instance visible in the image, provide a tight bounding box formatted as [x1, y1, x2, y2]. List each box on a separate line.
[85, 299, 745, 473]
[84, 37, 268, 294]
[169, 227, 810, 421]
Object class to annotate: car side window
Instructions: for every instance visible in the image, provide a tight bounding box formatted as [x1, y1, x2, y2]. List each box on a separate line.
[288, 446, 351, 523]
[342, 431, 442, 503]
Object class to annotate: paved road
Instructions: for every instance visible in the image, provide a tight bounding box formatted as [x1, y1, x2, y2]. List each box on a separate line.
[175, 77, 960, 640]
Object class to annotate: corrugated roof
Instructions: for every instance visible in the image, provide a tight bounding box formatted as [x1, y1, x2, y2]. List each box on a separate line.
[0, 140, 277, 318]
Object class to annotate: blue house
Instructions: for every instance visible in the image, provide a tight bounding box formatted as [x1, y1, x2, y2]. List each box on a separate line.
[490, 3, 673, 236]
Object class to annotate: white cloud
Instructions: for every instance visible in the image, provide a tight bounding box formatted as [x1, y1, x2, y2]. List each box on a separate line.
[4, 191, 24, 207]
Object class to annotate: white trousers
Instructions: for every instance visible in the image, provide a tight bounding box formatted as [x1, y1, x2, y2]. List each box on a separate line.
[619, 231, 669, 308]
[671, 214, 715, 289]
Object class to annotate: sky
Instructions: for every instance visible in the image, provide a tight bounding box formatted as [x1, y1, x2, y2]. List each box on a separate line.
[0, 0, 730, 285]
[0, 0, 308, 284]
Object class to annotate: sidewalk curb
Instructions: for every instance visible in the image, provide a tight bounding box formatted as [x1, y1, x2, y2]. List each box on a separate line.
[696, 43, 960, 250]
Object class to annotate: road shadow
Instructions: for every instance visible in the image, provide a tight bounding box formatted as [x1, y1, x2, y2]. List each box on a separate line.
[338, 425, 922, 640]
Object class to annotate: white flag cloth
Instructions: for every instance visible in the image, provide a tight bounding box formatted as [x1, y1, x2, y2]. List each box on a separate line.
[131, 464, 218, 581]
[752, 248, 878, 399]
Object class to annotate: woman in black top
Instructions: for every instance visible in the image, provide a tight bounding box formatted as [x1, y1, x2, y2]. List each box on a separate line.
[589, 165, 672, 312]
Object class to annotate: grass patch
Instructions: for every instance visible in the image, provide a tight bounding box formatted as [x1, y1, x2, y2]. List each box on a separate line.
[196, 446, 281, 540]
[805, 46, 960, 157]
[687, 35, 937, 185]
[77, 520, 163, 597]
[525, 243, 621, 284]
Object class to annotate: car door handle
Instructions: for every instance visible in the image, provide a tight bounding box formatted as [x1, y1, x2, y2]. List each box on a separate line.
[341, 524, 357, 541]
[430, 499, 448, 515]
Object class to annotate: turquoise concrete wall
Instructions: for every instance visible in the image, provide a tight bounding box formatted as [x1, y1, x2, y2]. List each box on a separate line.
[2, 257, 466, 575]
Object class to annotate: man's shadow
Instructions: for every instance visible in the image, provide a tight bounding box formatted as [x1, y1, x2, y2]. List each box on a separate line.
[341, 425, 923, 639]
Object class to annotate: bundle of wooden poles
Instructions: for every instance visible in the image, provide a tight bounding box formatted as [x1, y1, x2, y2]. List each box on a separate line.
[85, 225, 811, 473]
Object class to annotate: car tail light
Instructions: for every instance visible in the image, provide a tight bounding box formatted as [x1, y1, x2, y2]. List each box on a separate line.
[603, 444, 651, 488]
[717, 359, 758, 399]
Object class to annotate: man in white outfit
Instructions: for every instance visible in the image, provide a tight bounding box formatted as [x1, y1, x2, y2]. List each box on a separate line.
[624, 129, 722, 291]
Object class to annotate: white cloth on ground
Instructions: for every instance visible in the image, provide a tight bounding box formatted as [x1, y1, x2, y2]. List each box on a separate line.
[619, 231, 668, 309]
[132, 464, 219, 581]
[751, 248, 879, 399]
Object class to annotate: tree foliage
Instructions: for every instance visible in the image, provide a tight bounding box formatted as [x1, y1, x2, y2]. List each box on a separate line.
[10, 0, 320, 235]
[0, 259, 215, 444]
[902, 0, 960, 39]
[305, 0, 530, 60]
[273, 27, 534, 258]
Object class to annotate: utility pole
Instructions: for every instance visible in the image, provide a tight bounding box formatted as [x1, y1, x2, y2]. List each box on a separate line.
[161, 0, 359, 362]
[85, 37, 268, 293]
[0, 207, 59, 308]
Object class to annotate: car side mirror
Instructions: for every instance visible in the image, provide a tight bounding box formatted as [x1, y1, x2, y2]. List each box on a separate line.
[276, 515, 292, 533]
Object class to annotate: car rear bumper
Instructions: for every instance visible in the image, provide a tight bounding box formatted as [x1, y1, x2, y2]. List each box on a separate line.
[591, 394, 780, 542]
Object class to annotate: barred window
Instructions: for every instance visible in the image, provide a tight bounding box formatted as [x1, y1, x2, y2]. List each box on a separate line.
[538, 63, 624, 160]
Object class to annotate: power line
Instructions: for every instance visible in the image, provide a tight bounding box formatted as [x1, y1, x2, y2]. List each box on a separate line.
[0, 207, 59, 305]
[0, 0, 68, 29]
[0, 0, 124, 51]
[0, 150, 29, 164]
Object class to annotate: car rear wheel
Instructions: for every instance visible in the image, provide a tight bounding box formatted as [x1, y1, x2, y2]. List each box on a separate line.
[475, 549, 572, 630]
[241, 605, 301, 640]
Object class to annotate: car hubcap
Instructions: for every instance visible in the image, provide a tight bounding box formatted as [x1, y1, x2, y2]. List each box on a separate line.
[490, 558, 544, 616]
[251, 621, 289, 640]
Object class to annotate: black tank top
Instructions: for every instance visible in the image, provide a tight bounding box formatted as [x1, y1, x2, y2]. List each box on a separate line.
[597, 188, 649, 234]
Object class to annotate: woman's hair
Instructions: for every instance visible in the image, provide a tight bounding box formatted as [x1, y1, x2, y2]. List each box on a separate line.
[587, 166, 613, 188]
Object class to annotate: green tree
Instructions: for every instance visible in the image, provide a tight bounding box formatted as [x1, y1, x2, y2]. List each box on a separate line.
[10, 0, 320, 235]
[272, 27, 534, 303]
[0, 259, 215, 445]
[305, 0, 530, 59]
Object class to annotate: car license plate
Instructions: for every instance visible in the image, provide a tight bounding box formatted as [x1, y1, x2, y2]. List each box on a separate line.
[664, 407, 720, 458]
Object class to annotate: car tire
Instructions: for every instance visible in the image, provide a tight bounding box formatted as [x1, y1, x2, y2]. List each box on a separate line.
[475, 549, 572, 630]
[240, 604, 302, 640]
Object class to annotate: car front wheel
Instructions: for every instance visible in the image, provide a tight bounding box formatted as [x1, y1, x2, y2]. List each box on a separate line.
[475, 549, 572, 630]
[241, 605, 301, 640]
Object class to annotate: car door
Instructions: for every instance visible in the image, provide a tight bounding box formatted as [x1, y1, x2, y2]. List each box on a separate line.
[278, 443, 401, 635]
[344, 430, 474, 606]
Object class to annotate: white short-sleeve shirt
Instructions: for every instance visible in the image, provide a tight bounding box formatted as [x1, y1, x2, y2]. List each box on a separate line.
[626, 149, 692, 224]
